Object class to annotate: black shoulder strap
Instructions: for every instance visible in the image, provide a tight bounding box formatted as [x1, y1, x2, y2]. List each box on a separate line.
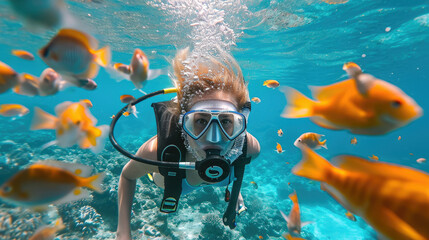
[222, 136, 251, 229]
[151, 101, 187, 213]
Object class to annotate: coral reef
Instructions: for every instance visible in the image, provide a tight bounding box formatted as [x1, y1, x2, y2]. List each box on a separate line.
[0, 208, 43, 240]
[74, 205, 105, 237]
[199, 213, 230, 240]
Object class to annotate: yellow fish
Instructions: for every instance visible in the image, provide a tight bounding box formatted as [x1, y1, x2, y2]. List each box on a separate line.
[30, 101, 109, 153]
[294, 132, 327, 150]
[263, 80, 280, 89]
[281, 62, 422, 135]
[345, 211, 356, 221]
[398, 136, 402, 141]
[368, 154, 379, 161]
[250, 181, 258, 189]
[0, 160, 105, 208]
[293, 146, 429, 240]
[276, 142, 285, 153]
[350, 137, 357, 145]
[129, 49, 164, 89]
[251, 97, 261, 104]
[11, 49, 35, 61]
[0, 104, 29, 117]
[29, 218, 65, 240]
[278, 129, 284, 137]
[280, 191, 312, 235]
[114, 63, 131, 74]
[39, 28, 111, 81]
[120, 94, 138, 118]
[0, 61, 20, 94]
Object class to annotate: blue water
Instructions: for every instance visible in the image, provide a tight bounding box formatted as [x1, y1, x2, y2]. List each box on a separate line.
[0, 0, 428, 239]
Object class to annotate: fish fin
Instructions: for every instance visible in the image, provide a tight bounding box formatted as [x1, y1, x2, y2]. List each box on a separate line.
[82, 62, 100, 79]
[83, 172, 106, 193]
[310, 80, 353, 101]
[342, 62, 362, 79]
[53, 187, 91, 205]
[147, 68, 167, 80]
[331, 155, 429, 184]
[320, 139, 328, 149]
[301, 221, 313, 227]
[354, 73, 376, 96]
[366, 206, 427, 240]
[93, 46, 111, 67]
[279, 210, 290, 224]
[280, 87, 315, 118]
[289, 191, 298, 204]
[54, 101, 74, 115]
[31, 107, 58, 130]
[292, 146, 333, 182]
[34, 160, 93, 177]
[310, 116, 342, 130]
[57, 29, 97, 49]
[89, 125, 109, 154]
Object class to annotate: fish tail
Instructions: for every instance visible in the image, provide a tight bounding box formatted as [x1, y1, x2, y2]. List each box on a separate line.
[94, 46, 111, 67]
[30, 107, 58, 130]
[320, 139, 328, 149]
[83, 172, 106, 193]
[280, 87, 315, 118]
[289, 191, 298, 204]
[292, 146, 333, 182]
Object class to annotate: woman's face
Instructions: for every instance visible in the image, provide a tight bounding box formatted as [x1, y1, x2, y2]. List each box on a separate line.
[185, 91, 239, 159]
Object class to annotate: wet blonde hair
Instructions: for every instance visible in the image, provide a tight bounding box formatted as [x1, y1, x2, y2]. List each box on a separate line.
[171, 48, 249, 114]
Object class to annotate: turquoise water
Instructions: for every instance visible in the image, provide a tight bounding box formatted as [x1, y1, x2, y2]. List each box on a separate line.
[0, 0, 428, 239]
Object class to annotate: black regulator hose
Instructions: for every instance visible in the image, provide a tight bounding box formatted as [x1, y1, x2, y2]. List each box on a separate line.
[109, 88, 187, 168]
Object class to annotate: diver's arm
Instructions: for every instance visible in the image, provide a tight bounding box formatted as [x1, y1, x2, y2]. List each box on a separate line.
[116, 136, 159, 240]
[246, 132, 260, 159]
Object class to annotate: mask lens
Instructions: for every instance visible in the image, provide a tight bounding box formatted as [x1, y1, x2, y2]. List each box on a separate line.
[184, 112, 212, 139]
[219, 113, 245, 139]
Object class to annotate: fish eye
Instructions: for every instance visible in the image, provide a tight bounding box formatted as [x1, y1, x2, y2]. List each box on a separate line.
[2, 185, 12, 193]
[298, 139, 301, 142]
[391, 100, 402, 108]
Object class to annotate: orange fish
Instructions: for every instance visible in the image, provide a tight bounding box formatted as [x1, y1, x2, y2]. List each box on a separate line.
[282, 233, 307, 240]
[280, 191, 312, 235]
[29, 218, 65, 240]
[11, 49, 35, 61]
[410, 153, 414, 156]
[0, 104, 29, 117]
[251, 97, 261, 104]
[110, 115, 115, 119]
[294, 132, 327, 150]
[276, 142, 284, 153]
[281, 62, 422, 135]
[30, 101, 109, 153]
[345, 211, 356, 221]
[293, 146, 429, 240]
[398, 136, 402, 141]
[39, 28, 111, 81]
[0, 61, 20, 94]
[250, 181, 258, 189]
[38, 68, 64, 96]
[0, 160, 105, 208]
[350, 137, 357, 145]
[258, 236, 263, 240]
[13, 73, 39, 96]
[368, 155, 379, 161]
[278, 129, 284, 137]
[263, 80, 280, 89]
[416, 158, 426, 164]
[114, 63, 131, 74]
[120, 94, 136, 103]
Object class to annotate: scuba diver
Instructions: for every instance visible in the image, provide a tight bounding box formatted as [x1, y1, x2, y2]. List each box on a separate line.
[113, 48, 260, 240]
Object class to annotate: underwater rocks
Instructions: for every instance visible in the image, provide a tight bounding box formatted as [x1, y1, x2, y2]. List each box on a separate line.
[0, 208, 43, 240]
[199, 213, 230, 240]
[75, 205, 104, 236]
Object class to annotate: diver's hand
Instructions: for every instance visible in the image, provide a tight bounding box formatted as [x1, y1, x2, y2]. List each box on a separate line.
[236, 193, 247, 216]
[115, 232, 131, 240]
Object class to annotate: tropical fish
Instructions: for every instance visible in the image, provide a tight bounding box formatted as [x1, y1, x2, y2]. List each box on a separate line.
[398, 136, 402, 140]
[250, 181, 258, 189]
[30, 101, 109, 153]
[281, 62, 422, 135]
[28, 218, 65, 240]
[345, 211, 356, 221]
[280, 191, 312, 235]
[258, 236, 263, 239]
[11, 49, 35, 60]
[294, 132, 327, 150]
[8, 0, 66, 28]
[0, 61, 20, 94]
[368, 155, 379, 161]
[0, 160, 105, 208]
[113, 63, 131, 74]
[416, 158, 426, 164]
[251, 97, 261, 104]
[80, 99, 93, 108]
[276, 142, 284, 153]
[38, 68, 64, 96]
[293, 146, 429, 240]
[0, 104, 29, 117]
[278, 129, 284, 137]
[120, 94, 138, 118]
[263, 80, 280, 89]
[13, 73, 39, 96]
[350, 137, 357, 145]
[39, 28, 111, 81]
[75, 78, 97, 90]
[129, 49, 164, 89]
[282, 233, 307, 240]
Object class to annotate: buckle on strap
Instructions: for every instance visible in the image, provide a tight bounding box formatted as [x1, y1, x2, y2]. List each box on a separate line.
[160, 197, 178, 213]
